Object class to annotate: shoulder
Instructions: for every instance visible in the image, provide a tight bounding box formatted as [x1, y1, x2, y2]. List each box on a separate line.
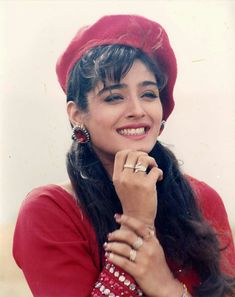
[20, 184, 78, 212]
[13, 184, 101, 288]
[13, 184, 98, 263]
[187, 176, 235, 274]
[18, 184, 82, 223]
[186, 175, 232, 234]
[15, 184, 94, 243]
[22, 183, 75, 203]
[186, 176, 225, 211]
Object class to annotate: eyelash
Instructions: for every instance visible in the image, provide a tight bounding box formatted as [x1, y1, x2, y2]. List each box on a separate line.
[104, 94, 124, 102]
[141, 92, 158, 99]
[104, 91, 159, 103]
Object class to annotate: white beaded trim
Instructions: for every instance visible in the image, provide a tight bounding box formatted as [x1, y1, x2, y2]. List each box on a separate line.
[93, 262, 144, 296]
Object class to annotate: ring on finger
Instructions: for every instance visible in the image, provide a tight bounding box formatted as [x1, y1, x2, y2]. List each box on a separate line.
[123, 164, 135, 169]
[134, 163, 147, 173]
[133, 236, 143, 250]
[129, 249, 137, 262]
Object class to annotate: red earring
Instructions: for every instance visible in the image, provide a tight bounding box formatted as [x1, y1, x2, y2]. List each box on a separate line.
[72, 124, 90, 144]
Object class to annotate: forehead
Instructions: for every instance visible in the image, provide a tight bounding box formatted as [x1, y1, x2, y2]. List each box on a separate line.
[94, 60, 156, 92]
[121, 60, 156, 81]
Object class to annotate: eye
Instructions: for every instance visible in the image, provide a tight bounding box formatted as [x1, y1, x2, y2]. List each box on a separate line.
[104, 94, 124, 103]
[141, 91, 159, 99]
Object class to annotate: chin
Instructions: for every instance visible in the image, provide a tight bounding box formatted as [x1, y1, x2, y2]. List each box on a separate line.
[138, 147, 153, 153]
[125, 143, 155, 153]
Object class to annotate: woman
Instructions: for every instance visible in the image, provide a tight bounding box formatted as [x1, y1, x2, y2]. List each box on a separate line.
[13, 15, 235, 297]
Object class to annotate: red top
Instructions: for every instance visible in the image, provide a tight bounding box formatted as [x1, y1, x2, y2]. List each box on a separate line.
[13, 177, 235, 297]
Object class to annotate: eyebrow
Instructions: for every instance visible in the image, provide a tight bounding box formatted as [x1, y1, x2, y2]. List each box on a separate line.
[97, 84, 127, 96]
[140, 81, 159, 88]
[97, 80, 158, 96]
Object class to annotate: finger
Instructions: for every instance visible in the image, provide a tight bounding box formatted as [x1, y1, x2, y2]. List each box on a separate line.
[104, 241, 133, 260]
[107, 228, 138, 247]
[113, 151, 148, 183]
[107, 231, 144, 252]
[114, 214, 156, 240]
[123, 151, 148, 173]
[135, 155, 158, 174]
[148, 167, 163, 182]
[113, 149, 132, 180]
[106, 251, 136, 275]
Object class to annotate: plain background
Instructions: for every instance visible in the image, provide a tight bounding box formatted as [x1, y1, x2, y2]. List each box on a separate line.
[1, 0, 235, 225]
[0, 0, 235, 295]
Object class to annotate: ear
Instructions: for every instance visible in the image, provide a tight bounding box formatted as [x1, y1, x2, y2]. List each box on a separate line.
[158, 120, 166, 135]
[67, 101, 85, 126]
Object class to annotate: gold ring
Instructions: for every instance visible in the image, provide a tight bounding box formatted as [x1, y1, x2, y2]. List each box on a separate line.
[133, 236, 143, 250]
[123, 164, 135, 169]
[129, 249, 137, 262]
[134, 163, 147, 173]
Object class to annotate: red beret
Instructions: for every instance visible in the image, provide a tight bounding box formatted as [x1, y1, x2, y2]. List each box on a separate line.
[56, 14, 177, 120]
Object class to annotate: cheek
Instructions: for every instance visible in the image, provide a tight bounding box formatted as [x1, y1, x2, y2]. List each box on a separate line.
[87, 106, 121, 127]
[150, 102, 163, 121]
[84, 111, 112, 135]
[158, 103, 163, 121]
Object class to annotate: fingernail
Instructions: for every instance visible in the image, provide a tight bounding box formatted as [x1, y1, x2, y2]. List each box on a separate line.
[107, 233, 112, 240]
[114, 213, 122, 220]
[109, 253, 113, 259]
[105, 252, 113, 259]
[103, 242, 108, 249]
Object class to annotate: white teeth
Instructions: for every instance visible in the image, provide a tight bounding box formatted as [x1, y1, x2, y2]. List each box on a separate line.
[118, 127, 145, 135]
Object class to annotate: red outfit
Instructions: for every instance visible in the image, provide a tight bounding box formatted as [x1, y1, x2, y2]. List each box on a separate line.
[13, 178, 235, 297]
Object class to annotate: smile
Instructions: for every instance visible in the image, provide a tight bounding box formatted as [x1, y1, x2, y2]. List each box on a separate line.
[117, 127, 147, 136]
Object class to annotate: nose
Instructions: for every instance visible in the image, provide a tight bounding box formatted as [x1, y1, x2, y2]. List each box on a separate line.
[125, 97, 146, 119]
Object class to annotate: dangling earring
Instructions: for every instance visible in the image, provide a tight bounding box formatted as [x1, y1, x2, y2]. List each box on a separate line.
[160, 120, 166, 131]
[72, 124, 90, 144]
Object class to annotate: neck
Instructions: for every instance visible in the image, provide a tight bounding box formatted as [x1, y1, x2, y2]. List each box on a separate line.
[92, 148, 115, 178]
[98, 156, 114, 178]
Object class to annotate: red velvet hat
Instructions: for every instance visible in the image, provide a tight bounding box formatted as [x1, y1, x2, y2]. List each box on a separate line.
[56, 14, 177, 120]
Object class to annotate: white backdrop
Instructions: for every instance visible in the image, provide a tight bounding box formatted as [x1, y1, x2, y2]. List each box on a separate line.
[1, 0, 235, 227]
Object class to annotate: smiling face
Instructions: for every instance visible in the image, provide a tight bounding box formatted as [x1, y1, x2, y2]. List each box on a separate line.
[78, 59, 163, 165]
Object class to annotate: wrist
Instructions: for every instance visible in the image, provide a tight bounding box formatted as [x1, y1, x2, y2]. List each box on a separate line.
[166, 281, 190, 297]
[119, 216, 155, 235]
[122, 211, 155, 227]
[158, 279, 187, 297]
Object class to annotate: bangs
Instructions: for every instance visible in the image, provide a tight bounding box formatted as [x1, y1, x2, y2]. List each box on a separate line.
[92, 45, 137, 86]
[67, 44, 167, 109]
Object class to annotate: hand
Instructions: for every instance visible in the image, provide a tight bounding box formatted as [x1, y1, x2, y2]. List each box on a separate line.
[112, 150, 163, 225]
[104, 214, 185, 297]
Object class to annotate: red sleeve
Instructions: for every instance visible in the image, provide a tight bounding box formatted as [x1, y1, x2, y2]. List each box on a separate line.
[91, 260, 145, 297]
[13, 185, 101, 297]
[13, 185, 144, 297]
[188, 177, 235, 276]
